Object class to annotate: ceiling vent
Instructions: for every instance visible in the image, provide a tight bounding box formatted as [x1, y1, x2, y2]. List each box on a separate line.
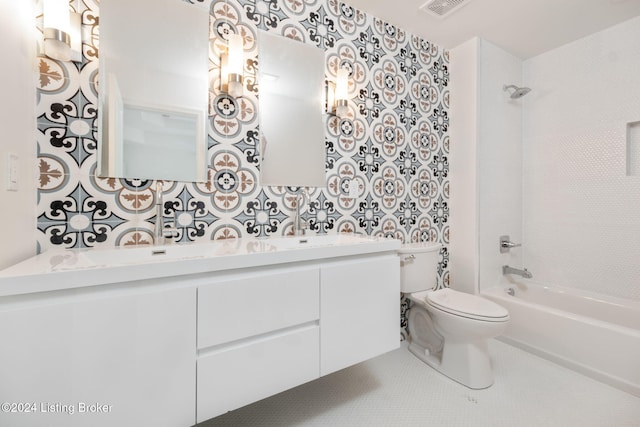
[419, 0, 472, 19]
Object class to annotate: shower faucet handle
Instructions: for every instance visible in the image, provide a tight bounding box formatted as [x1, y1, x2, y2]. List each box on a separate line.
[502, 241, 521, 248]
[500, 235, 522, 253]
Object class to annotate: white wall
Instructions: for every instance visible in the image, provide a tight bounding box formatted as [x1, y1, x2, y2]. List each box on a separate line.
[522, 16, 640, 301]
[477, 40, 524, 292]
[450, 38, 523, 294]
[449, 38, 480, 295]
[0, 1, 36, 269]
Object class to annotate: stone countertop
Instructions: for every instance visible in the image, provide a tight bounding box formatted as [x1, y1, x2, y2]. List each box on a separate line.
[0, 234, 400, 297]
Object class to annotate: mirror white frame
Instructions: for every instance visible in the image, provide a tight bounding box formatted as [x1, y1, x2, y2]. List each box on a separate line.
[97, 0, 208, 182]
[258, 31, 327, 188]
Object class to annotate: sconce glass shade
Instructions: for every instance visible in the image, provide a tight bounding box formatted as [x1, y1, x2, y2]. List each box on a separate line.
[227, 75, 243, 98]
[43, 0, 71, 61]
[222, 33, 244, 98]
[335, 67, 349, 117]
[69, 12, 82, 62]
[42, 0, 82, 62]
[227, 34, 244, 76]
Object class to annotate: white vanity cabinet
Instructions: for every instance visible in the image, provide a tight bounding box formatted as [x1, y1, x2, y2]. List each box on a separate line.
[0, 235, 400, 426]
[196, 267, 321, 422]
[0, 284, 196, 427]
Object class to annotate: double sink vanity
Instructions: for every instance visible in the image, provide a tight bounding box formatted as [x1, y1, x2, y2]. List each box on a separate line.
[0, 234, 400, 426]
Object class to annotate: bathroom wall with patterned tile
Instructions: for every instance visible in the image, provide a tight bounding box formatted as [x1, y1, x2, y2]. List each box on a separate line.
[35, 0, 450, 317]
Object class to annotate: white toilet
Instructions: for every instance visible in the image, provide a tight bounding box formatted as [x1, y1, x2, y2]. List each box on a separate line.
[399, 242, 510, 389]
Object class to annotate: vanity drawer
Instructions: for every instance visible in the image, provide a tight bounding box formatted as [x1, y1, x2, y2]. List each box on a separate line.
[196, 324, 319, 422]
[197, 267, 319, 349]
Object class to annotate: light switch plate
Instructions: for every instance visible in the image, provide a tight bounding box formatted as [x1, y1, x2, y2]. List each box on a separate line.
[7, 153, 18, 191]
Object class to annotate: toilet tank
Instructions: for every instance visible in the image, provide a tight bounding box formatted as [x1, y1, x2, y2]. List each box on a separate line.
[398, 242, 442, 293]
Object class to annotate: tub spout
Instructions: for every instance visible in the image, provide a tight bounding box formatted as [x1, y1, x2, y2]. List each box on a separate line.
[502, 265, 533, 279]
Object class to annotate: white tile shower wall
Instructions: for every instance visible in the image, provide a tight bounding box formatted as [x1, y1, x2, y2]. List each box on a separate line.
[449, 38, 523, 294]
[522, 16, 640, 301]
[0, 1, 37, 269]
[629, 121, 640, 176]
[477, 40, 523, 292]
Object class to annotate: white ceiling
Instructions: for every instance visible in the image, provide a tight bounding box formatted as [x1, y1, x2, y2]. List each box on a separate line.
[345, 0, 640, 59]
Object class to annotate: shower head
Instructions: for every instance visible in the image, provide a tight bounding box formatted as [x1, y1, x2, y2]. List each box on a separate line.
[503, 84, 531, 99]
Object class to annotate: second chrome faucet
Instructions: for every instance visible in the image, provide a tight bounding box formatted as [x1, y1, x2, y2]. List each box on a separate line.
[154, 182, 178, 245]
[292, 188, 308, 236]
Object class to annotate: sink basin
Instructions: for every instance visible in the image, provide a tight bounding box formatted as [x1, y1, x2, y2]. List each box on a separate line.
[78, 242, 219, 267]
[263, 234, 366, 250]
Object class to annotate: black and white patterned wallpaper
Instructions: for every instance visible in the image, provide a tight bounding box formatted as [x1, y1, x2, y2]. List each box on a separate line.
[35, 0, 450, 297]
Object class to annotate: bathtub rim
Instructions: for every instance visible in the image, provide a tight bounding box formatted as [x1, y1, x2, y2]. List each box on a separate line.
[483, 282, 640, 332]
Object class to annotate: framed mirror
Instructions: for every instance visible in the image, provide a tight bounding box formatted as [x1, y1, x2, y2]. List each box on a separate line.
[258, 31, 327, 187]
[97, 0, 209, 182]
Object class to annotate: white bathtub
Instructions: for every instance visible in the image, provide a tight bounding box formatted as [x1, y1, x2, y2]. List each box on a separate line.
[482, 283, 640, 397]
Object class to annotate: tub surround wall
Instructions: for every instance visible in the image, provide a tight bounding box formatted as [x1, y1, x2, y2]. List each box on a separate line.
[32, 0, 450, 286]
[0, 1, 37, 270]
[477, 40, 523, 292]
[449, 38, 522, 294]
[452, 19, 640, 300]
[522, 16, 640, 301]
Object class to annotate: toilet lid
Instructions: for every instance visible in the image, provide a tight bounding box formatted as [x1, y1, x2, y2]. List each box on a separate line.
[426, 289, 509, 320]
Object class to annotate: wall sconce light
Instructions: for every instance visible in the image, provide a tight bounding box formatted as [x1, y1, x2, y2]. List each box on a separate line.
[43, 0, 82, 62]
[221, 33, 244, 98]
[334, 67, 349, 117]
[326, 67, 349, 118]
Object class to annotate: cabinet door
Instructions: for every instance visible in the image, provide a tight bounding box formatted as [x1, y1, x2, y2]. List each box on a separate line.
[0, 286, 196, 427]
[320, 254, 400, 376]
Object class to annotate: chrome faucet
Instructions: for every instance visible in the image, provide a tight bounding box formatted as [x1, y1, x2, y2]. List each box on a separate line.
[293, 188, 308, 236]
[502, 265, 533, 279]
[154, 182, 177, 245]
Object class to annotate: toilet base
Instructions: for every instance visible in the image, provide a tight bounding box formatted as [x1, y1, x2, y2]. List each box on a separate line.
[408, 339, 494, 390]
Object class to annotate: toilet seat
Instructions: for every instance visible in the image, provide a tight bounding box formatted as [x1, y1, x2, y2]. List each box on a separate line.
[418, 289, 509, 322]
